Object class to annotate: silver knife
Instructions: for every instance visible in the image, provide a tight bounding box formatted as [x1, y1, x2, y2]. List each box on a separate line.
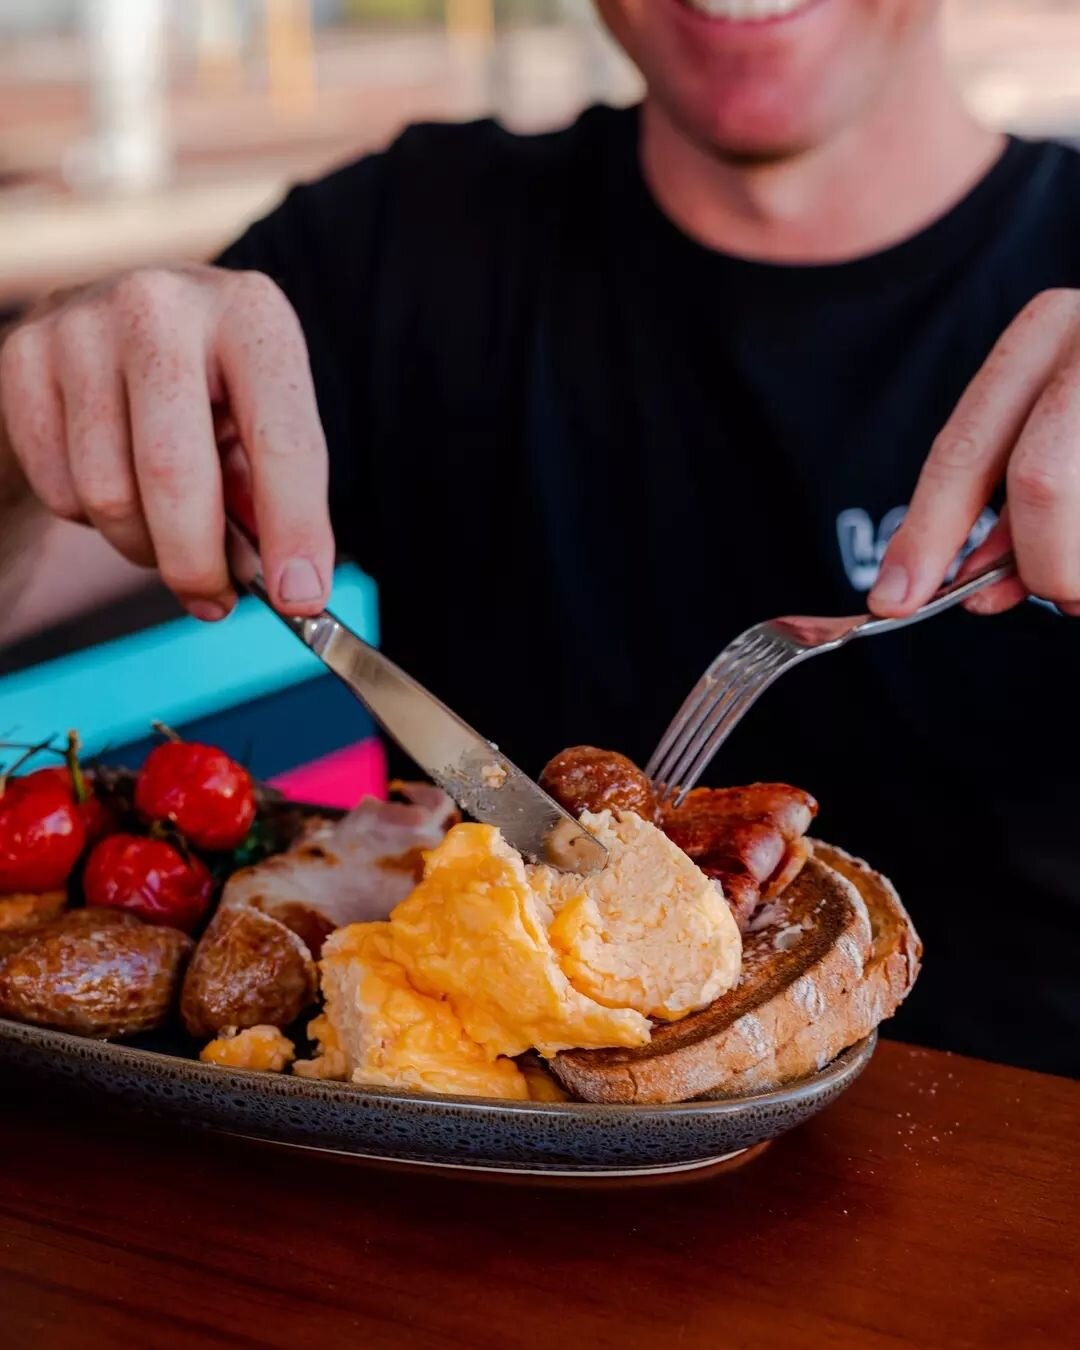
[226, 520, 606, 875]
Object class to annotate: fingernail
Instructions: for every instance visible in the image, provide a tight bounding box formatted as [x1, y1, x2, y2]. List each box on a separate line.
[278, 558, 323, 604]
[870, 563, 909, 608]
[187, 598, 230, 623]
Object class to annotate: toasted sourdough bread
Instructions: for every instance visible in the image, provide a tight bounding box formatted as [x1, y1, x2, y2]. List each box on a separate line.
[551, 841, 921, 1104]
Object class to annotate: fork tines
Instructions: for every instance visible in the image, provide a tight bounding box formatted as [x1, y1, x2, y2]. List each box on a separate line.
[647, 625, 787, 805]
[647, 553, 1017, 807]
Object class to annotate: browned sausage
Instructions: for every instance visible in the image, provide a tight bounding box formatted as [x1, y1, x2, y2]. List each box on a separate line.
[662, 784, 819, 930]
[666, 784, 817, 845]
[539, 746, 660, 823]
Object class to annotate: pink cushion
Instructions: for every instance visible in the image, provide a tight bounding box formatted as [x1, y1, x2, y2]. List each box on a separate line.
[268, 738, 387, 809]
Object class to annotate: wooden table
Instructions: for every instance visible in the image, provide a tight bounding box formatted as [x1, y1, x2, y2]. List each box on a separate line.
[1, 1041, 1075, 1349]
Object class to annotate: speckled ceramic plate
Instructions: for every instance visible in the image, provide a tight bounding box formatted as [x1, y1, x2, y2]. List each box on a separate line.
[0, 1019, 875, 1175]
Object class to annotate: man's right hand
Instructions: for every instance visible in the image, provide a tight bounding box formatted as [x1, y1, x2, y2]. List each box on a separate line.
[0, 264, 334, 621]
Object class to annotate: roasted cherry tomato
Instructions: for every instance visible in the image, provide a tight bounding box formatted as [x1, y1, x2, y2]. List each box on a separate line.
[78, 792, 116, 845]
[135, 741, 255, 852]
[37, 767, 116, 845]
[0, 769, 86, 893]
[83, 834, 214, 933]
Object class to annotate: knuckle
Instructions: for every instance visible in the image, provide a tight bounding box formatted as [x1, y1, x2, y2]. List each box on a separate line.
[225, 271, 302, 342]
[80, 479, 137, 526]
[51, 307, 100, 362]
[112, 267, 185, 315]
[1039, 363, 1080, 417]
[39, 480, 83, 522]
[0, 322, 44, 388]
[1010, 463, 1060, 512]
[251, 416, 322, 465]
[928, 425, 985, 475]
[229, 269, 287, 310]
[112, 275, 190, 361]
[137, 442, 186, 494]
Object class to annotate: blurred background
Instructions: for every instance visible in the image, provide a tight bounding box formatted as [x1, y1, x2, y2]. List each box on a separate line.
[1, 0, 1078, 796]
[1, 0, 1079, 312]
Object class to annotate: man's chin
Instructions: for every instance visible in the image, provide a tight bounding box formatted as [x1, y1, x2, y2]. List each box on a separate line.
[700, 139, 817, 166]
[658, 87, 827, 164]
[696, 120, 820, 164]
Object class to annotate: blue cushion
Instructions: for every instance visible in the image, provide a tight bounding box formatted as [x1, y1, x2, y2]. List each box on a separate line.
[0, 563, 378, 771]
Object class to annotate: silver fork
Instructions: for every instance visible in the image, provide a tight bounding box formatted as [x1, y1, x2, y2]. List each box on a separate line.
[647, 554, 1017, 805]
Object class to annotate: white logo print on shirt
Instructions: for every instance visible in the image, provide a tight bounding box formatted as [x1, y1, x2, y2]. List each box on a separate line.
[836, 506, 1059, 613]
[836, 506, 997, 592]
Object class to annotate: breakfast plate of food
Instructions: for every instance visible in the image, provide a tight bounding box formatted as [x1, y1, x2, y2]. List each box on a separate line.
[0, 735, 920, 1175]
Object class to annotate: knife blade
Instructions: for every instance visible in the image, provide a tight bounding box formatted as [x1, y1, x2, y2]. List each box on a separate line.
[226, 521, 607, 875]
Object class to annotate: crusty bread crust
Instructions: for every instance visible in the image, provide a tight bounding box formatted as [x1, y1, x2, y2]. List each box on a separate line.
[552, 844, 920, 1104]
[709, 843, 922, 1097]
[811, 841, 922, 991]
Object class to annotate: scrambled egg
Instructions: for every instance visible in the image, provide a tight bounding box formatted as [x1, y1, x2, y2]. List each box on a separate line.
[298, 922, 529, 1098]
[389, 825, 652, 1057]
[547, 810, 742, 1019]
[299, 812, 742, 1100]
[200, 1025, 296, 1072]
[292, 1013, 347, 1080]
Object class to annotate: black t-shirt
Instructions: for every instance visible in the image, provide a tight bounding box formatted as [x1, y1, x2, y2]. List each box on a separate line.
[218, 105, 1080, 1076]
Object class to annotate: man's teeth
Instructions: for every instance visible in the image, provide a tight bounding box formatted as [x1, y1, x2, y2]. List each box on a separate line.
[682, 0, 814, 19]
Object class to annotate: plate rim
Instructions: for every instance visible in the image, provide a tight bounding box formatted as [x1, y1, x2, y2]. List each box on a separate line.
[0, 1014, 877, 1118]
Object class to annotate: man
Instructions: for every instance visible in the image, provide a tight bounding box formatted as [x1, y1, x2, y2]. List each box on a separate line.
[1, 0, 1078, 1074]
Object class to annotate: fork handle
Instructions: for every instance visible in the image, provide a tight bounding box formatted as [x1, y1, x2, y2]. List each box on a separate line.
[857, 552, 1017, 638]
